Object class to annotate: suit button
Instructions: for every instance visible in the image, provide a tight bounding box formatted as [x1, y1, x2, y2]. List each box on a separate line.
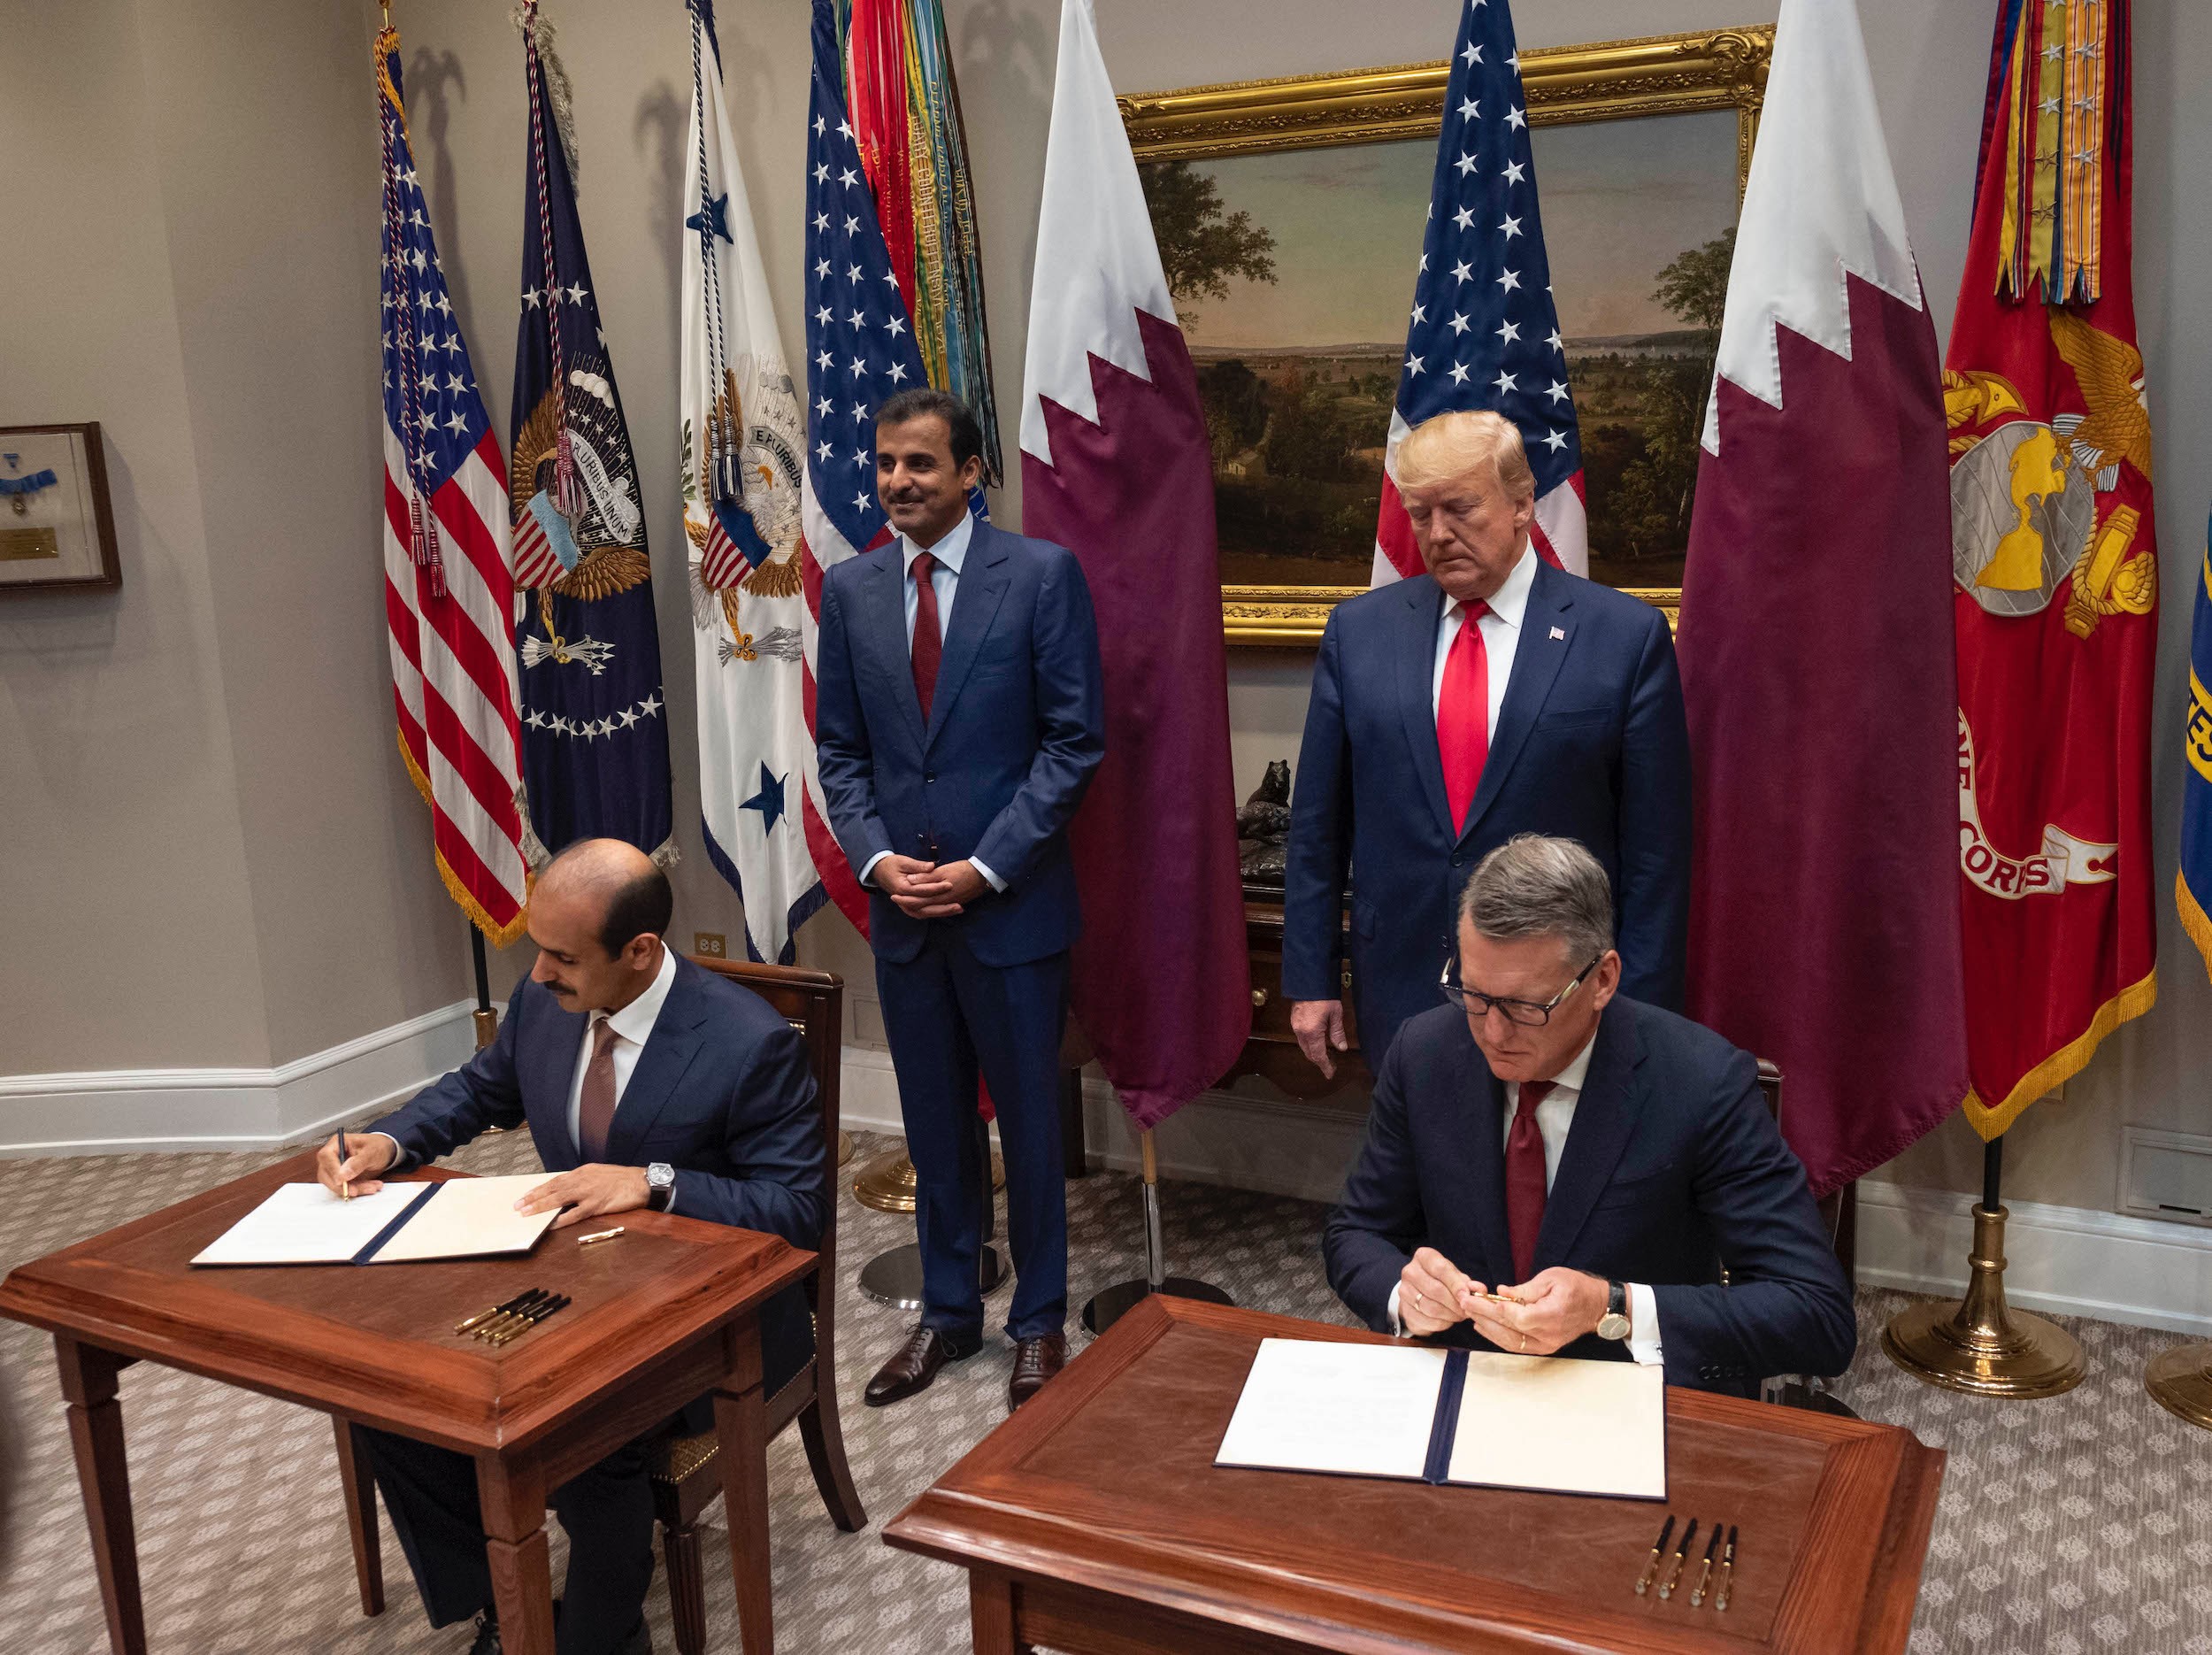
[1451, 855, 1465, 868]
[925, 771, 936, 783]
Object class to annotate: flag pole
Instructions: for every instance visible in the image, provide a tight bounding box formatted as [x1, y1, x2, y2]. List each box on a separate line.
[1080, 1128, 1233, 1336]
[1880, 1132, 2085, 1398]
[470, 926, 498, 1050]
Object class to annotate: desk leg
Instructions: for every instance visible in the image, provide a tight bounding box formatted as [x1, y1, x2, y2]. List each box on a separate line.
[55, 1336, 145, 1655]
[970, 1572, 1033, 1655]
[713, 1317, 774, 1655]
[475, 1454, 556, 1655]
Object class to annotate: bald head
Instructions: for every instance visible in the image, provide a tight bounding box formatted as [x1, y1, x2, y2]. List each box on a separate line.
[526, 839, 673, 1013]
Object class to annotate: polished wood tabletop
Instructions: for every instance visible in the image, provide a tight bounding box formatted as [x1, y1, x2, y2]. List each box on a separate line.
[886, 1295, 1944, 1655]
[0, 1151, 813, 1655]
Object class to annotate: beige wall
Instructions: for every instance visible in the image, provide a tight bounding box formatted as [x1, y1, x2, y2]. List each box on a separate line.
[7, 0, 2211, 1220]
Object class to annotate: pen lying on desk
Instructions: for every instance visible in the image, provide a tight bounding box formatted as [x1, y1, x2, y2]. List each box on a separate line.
[457, 1290, 547, 1337]
[1632, 1515, 1675, 1596]
[1715, 1526, 1737, 1613]
[1689, 1523, 1722, 1606]
[1657, 1517, 1698, 1600]
[479, 1291, 555, 1339]
[488, 1294, 570, 1346]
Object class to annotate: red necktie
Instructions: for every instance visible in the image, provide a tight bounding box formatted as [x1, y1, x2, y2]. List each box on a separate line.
[910, 550, 942, 721]
[1436, 602, 1492, 834]
[1505, 1079, 1553, 1285]
[577, 1017, 620, 1163]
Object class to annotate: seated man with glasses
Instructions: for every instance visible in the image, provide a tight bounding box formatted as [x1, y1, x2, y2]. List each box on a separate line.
[1323, 834, 1854, 1395]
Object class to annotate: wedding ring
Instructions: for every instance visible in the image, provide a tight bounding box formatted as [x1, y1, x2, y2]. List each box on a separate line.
[1415, 1293, 1428, 1311]
[1519, 1330, 1529, 1352]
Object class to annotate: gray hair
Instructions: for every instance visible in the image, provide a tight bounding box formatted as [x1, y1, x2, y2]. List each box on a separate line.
[1458, 835, 1615, 962]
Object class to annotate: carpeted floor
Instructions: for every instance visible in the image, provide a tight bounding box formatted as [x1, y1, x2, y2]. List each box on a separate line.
[0, 1128, 2208, 1654]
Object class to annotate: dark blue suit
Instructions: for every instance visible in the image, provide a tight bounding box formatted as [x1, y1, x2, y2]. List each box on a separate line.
[1285, 559, 1692, 1066]
[1323, 999, 1855, 1395]
[815, 520, 1104, 1342]
[357, 957, 824, 1650]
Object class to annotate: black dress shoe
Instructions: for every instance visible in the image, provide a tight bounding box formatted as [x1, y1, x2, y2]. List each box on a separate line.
[1008, 1332, 1067, 1412]
[865, 1325, 979, 1406]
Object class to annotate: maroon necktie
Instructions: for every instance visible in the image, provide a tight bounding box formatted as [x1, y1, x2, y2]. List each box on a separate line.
[1504, 1079, 1553, 1284]
[910, 550, 942, 721]
[1436, 602, 1492, 833]
[576, 1017, 620, 1163]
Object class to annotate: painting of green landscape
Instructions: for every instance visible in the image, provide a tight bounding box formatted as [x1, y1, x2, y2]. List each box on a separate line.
[1142, 108, 1742, 593]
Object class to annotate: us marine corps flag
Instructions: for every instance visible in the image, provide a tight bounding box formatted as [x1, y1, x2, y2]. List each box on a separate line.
[1950, 0, 2157, 1135]
[508, 2, 675, 865]
[2182, 509, 2212, 978]
[681, 0, 822, 962]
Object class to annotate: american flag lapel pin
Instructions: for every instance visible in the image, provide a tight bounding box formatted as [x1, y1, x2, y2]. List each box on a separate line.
[1549, 626, 1566, 641]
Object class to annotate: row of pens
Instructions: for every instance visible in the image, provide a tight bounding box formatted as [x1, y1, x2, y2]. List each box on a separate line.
[1635, 1515, 1737, 1611]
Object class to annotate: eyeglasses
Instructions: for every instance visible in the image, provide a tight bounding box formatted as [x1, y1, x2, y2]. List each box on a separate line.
[1440, 952, 1602, 1027]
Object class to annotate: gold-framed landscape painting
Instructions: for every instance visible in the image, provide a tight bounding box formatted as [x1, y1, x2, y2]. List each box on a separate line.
[1119, 27, 1773, 644]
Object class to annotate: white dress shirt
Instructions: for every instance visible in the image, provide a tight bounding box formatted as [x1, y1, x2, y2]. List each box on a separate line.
[1388, 1029, 1664, 1366]
[857, 512, 1004, 894]
[1431, 539, 1539, 733]
[373, 943, 684, 1208]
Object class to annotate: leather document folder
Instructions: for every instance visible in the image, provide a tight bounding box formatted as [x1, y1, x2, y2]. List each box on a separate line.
[189, 1175, 559, 1266]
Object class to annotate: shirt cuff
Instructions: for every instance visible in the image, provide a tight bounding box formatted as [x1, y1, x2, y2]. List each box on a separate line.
[858, 851, 890, 889]
[1625, 1282, 1663, 1367]
[969, 855, 1007, 893]
[1386, 1282, 1404, 1338]
[371, 1131, 409, 1174]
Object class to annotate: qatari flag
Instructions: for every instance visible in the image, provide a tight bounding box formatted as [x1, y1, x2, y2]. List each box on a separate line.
[1021, 0, 1250, 1128]
[1675, 0, 1967, 1197]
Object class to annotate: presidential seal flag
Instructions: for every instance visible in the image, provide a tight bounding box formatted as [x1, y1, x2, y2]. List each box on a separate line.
[2180, 509, 2212, 978]
[375, 19, 529, 945]
[1676, 0, 1969, 1197]
[1950, 0, 2156, 1135]
[682, 0, 827, 961]
[1372, 0, 1585, 585]
[509, 2, 674, 866]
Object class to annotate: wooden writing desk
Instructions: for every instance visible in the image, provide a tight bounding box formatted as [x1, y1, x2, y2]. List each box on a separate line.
[887, 1296, 1943, 1654]
[0, 1152, 812, 1655]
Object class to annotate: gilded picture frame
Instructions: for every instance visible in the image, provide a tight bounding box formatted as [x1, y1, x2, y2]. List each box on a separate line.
[1119, 27, 1774, 645]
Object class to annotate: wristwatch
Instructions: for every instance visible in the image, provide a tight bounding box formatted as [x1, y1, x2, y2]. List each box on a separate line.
[644, 1162, 676, 1213]
[1595, 1279, 1632, 1342]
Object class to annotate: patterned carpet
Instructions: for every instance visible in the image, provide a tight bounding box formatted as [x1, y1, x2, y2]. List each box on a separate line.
[1, 1128, 2209, 1654]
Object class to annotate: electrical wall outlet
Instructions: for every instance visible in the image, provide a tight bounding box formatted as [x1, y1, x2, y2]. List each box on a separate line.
[694, 932, 727, 958]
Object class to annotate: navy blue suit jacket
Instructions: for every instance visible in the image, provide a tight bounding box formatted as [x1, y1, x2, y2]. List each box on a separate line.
[1284, 559, 1692, 1062]
[369, 956, 826, 1399]
[1322, 999, 1855, 1396]
[814, 520, 1105, 965]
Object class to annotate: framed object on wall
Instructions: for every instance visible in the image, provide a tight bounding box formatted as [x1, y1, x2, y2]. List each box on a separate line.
[0, 423, 121, 596]
[1121, 27, 1773, 645]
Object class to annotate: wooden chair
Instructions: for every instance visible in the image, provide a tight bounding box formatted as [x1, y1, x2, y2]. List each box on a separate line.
[330, 958, 866, 1651]
[1754, 1058, 1860, 1417]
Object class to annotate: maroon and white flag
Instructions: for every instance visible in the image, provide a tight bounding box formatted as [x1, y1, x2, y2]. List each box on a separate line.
[1675, 0, 1968, 1196]
[1020, 0, 1250, 1128]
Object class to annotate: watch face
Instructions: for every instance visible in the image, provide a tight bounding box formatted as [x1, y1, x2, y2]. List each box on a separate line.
[1597, 1311, 1632, 1341]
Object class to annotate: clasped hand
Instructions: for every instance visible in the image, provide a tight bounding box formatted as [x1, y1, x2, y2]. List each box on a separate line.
[313, 1134, 646, 1230]
[874, 854, 988, 919]
[1396, 1247, 1610, 1353]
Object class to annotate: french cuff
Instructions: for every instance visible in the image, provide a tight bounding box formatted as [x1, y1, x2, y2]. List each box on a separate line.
[1386, 1282, 1403, 1339]
[1625, 1282, 1663, 1366]
[969, 855, 1007, 893]
[372, 1132, 410, 1174]
[858, 851, 890, 889]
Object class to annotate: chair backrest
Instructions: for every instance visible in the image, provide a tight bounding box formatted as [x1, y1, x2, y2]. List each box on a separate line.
[685, 957, 844, 1325]
[1755, 1058, 1782, 1121]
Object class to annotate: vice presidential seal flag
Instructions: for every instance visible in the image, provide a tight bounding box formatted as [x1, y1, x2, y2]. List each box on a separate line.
[680, 0, 819, 963]
[1371, 0, 1585, 586]
[510, 2, 673, 866]
[375, 20, 529, 945]
[1676, 0, 1969, 1197]
[1022, 0, 1250, 1128]
[1950, 0, 2156, 1136]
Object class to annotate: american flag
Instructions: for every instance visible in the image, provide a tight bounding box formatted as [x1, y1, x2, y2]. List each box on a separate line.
[374, 26, 529, 944]
[1373, 0, 1586, 584]
[795, 0, 935, 936]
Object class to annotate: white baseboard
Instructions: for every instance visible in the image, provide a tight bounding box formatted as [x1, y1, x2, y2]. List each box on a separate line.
[839, 1051, 2212, 1337]
[0, 1002, 485, 1156]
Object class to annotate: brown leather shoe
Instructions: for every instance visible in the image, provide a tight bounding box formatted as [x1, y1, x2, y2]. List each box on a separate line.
[1008, 1332, 1067, 1412]
[864, 1326, 979, 1407]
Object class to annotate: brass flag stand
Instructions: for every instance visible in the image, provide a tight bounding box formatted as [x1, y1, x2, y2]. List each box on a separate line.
[1081, 1128, 1233, 1335]
[2146, 1343, 2212, 1428]
[853, 1126, 1005, 1309]
[1882, 1135, 2084, 1398]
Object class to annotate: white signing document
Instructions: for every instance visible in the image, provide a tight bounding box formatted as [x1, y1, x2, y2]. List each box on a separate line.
[192, 1176, 558, 1267]
[1215, 1337, 1667, 1501]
